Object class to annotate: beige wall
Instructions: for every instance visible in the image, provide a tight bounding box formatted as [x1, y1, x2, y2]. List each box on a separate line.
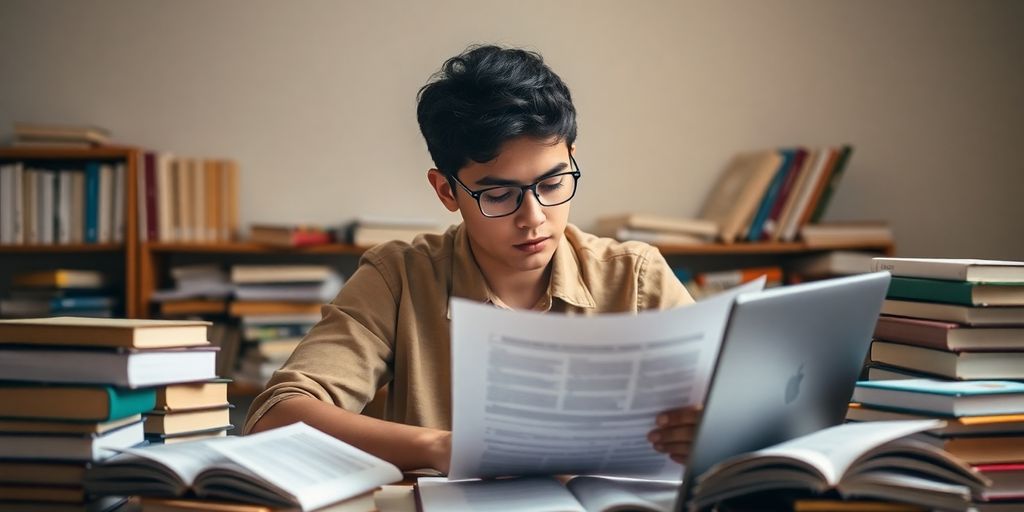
[1, 0, 1021, 259]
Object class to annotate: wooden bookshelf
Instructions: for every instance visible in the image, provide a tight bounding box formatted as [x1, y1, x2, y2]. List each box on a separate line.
[656, 241, 895, 256]
[0, 146, 140, 317]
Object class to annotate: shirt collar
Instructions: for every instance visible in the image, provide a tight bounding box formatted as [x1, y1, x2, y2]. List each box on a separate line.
[446, 223, 596, 319]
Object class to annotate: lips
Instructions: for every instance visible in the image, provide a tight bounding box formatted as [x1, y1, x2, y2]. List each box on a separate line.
[514, 236, 550, 253]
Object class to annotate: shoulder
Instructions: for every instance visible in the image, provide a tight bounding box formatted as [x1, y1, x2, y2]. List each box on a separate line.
[357, 224, 457, 289]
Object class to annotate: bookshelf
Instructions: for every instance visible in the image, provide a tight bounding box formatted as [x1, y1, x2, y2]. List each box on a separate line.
[0, 146, 140, 317]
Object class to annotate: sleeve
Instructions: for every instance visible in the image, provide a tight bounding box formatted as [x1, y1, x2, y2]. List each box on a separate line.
[636, 245, 695, 310]
[242, 255, 399, 434]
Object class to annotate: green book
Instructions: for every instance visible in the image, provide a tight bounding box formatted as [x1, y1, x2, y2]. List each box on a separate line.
[887, 276, 1024, 306]
[0, 383, 156, 422]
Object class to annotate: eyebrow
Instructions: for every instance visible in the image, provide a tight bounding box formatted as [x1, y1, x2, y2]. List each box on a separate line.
[475, 162, 569, 187]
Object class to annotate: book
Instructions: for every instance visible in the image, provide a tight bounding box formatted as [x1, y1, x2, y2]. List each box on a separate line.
[689, 420, 987, 511]
[887, 277, 1024, 306]
[0, 317, 210, 349]
[140, 493, 375, 512]
[249, 224, 333, 247]
[800, 221, 894, 246]
[846, 405, 1024, 436]
[595, 213, 718, 239]
[808, 144, 854, 223]
[0, 420, 143, 461]
[746, 148, 797, 241]
[791, 250, 878, 277]
[864, 363, 944, 381]
[776, 148, 833, 242]
[234, 275, 344, 303]
[0, 296, 117, 317]
[595, 226, 710, 246]
[12, 269, 106, 289]
[871, 258, 1024, 284]
[760, 148, 807, 241]
[155, 380, 229, 411]
[230, 265, 339, 284]
[229, 301, 323, 317]
[0, 460, 91, 486]
[13, 122, 111, 145]
[870, 340, 1024, 380]
[975, 463, 1024, 501]
[144, 406, 231, 435]
[851, 379, 1024, 416]
[0, 495, 126, 512]
[792, 499, 926, 511]
[417, 475, 679, 512]
[0, 345, 219, 388]
[85, 422, 402, 512]
[936, 435, 1024, 465]
[874, 315, 1024, 351]
[696, 149, 783, 243]
[0, 383, 155, 422]
[0, 414, 142, 435]
[881, 299, 1024, 326]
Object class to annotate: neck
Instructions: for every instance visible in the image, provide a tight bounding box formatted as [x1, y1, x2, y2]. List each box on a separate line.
[470, 242, 552, 311]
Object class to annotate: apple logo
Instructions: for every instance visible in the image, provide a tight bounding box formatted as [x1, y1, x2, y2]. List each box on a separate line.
[785, 363, 805, 404]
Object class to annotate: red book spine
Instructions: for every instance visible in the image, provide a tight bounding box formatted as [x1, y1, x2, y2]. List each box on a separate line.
[144, 152, 159, 242]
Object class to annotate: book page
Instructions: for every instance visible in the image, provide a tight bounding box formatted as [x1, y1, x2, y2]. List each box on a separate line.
[205, 422, 403, 511]
[448, 279, 765, 480]
[117, 436, 230, 485]
[417, 477, 585, 512]
[750, 420, 944, 485]
[567, 476, 677, 512]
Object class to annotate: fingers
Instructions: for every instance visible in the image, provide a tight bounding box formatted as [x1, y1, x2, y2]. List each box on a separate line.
[648, 425, 695, 444]
[656, 405, 703, 427]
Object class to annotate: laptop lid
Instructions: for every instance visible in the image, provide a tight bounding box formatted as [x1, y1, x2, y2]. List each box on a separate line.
[674, 271, 891, 510]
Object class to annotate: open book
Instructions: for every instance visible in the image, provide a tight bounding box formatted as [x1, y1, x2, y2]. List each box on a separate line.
[418, 475, 679, 512]
[690, 420, 989, 511]
[84, 422, 402, 511]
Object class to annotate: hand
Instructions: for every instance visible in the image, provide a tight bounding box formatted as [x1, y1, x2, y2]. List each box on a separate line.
[648, 405, 703, 464]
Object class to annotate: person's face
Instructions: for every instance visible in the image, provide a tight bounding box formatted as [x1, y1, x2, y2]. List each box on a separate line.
[428, 136, 576, 275]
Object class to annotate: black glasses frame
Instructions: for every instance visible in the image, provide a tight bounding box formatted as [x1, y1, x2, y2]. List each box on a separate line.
[449, 155, 582, 218]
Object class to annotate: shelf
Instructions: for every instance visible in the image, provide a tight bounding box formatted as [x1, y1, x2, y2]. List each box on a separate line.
[0, 243, 125, 253]
[0, 146, 138, 159]
[144, 242, 366, 255]
[656, 241, 894, 256]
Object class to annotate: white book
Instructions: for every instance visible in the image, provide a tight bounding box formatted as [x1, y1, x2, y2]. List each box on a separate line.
[0, 420, 144, 462]
[0, 346, 218, 388]
[157, 152, 175, 242]
[23, 169, 37, 244]
[112, 162, 125, 243]
[418, 476, 678, 512]
[137, 153, 149, 243]
[174, 158, 192, 241]
[779, 148, 834, 242]
[190, 158, 205, 242]
[97, 164, 113, 243]
[690, 420, 987, 511]
[872, 257, 1024, 283]
[85, 422, 402, 511]
[57, 171, 73, 244]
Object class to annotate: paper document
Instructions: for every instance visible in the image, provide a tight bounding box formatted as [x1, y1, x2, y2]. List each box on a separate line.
[448, 279, 766, 480]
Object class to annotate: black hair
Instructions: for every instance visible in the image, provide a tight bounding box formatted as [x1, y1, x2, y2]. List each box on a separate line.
[416, 44, 577, 178]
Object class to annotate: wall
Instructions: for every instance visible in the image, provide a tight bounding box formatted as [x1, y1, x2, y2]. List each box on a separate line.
[1, 0, 1022, 258]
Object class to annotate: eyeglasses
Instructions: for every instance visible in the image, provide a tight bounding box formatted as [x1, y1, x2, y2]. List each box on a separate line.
[449, 156, 582, 218]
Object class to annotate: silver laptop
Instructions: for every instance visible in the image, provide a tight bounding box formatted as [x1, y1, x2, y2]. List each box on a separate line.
[674, 271, 891, 511]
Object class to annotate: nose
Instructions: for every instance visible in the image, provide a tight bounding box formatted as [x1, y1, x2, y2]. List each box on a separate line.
[514, 188, 546, 229]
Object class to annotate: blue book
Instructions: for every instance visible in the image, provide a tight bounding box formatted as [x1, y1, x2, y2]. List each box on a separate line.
[852, 379, 1024, 417]
[746, 149, 794, 241]
[84, 162, 100, 243]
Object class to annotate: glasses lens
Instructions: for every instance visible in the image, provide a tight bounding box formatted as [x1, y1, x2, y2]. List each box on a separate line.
[536, 173, 577, 206]
[479, 186, 523, 217]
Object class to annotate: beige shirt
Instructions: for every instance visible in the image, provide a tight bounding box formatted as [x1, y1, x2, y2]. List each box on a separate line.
[243, 223, 694, 433]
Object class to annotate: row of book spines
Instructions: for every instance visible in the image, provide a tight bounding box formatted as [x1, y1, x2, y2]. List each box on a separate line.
[748, 145, 853, 243]
[137, 152, 239, 244]
[0, 162, 125, 245]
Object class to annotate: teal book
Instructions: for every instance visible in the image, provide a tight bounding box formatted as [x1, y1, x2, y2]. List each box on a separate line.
[852, 379, 1024, 416]
[888, 277, 1024, 306]
[746, 149, 794, 241]
[84, 161, 100, 243]
[0, 383, 156, 422]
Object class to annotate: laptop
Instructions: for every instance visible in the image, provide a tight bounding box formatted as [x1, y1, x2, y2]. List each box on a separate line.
[674, 271, 891, 511]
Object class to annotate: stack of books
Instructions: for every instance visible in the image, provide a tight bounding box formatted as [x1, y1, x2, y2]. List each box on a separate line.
[338, 216, 447, 247]
[235, 313, 320, 387]
[248, 223, 333, 247]
[788, 250, 881, 283]
[0, 160, 126, 245]
[11, 122, 111, 148]
[144, 380, 233, 446]
[0, 317, 219, 512]
[593, 213, 717, 245]
[849, 257, 1024, 510]
[689, 266, 783, 299]
[0, 269, 117, 318]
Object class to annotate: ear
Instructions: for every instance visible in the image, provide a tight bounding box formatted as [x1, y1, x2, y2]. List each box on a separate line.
[427, 169, 460, 213]
[570, 143, 576, 156]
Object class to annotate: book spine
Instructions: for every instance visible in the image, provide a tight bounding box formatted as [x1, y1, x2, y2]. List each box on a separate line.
[84, 162, 100, 243]
[887, 277, 975, 306]
[747, 150, 793, 241]
[873, 318, 951, 351]
[761, 148, 806, 241]
[105, 386, 158, 422]
[39, 171, 55, 244]
[871, 260, 969, 281]
[12, 164, 24, 244]
[57, 171, 73, 244]
[809, 145, 854, 223]
[0, 165, 10, 244]
[112, 163, 125, 243]
[144, 153, 159, 242]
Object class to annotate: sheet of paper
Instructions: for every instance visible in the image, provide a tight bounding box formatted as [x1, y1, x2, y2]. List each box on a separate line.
[417, 477, 584, 512]
[448, 279, 766, 480]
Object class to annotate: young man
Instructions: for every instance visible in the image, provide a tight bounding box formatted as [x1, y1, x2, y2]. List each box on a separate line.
[245, 45, 699, 473]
